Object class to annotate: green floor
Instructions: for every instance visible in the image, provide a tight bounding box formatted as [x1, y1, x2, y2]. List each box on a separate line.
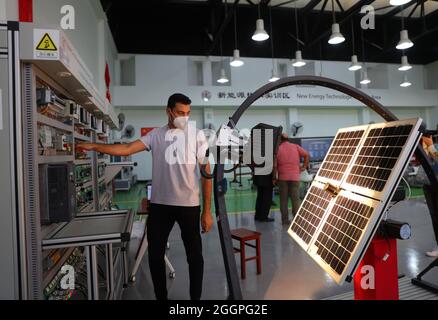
[112, 179, 286, 216]
[112, 179, 425, 217]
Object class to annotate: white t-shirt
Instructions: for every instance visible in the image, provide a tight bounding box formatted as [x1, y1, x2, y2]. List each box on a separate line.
[140, 125, 209, 207]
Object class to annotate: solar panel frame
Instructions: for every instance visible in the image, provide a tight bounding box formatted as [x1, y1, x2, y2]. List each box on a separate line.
[312, 125, 368, 188]
[288, 118, 423, 285]
[342, 118, 423, 201]
[343, 123, 423, 283]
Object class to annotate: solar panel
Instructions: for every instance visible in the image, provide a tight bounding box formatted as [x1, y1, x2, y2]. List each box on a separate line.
[288, 118, 423, 284]
[289, 181, 333, 251]
[309, 190, 381, 283]
[315, 126, 367, 187]
[343, 120, 421, 200]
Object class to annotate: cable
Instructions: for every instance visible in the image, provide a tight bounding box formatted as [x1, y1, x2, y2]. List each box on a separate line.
[331, 0, 336, 23]
[233, 2, 238, 49]
[402, 176, 412, 200]
[401, 4, 405, 30]
[351, 19, 355, 56]
[258, 0, 261, 19]
[374, 220, 392, 261]
[294, 2, 299, 51]
[269, 5, 275, 70]
[361, 27, 366, 67]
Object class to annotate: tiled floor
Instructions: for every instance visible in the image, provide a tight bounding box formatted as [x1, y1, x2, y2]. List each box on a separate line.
[115, 183, 437, 300]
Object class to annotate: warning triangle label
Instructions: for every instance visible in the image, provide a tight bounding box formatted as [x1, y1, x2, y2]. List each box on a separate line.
[36, 33, 57, 51]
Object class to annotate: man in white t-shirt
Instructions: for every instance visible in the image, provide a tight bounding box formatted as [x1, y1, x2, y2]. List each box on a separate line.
[78, 93, 213, 300]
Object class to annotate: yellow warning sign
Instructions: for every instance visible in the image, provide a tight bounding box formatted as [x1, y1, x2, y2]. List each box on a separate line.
[36, 33, 58, 51]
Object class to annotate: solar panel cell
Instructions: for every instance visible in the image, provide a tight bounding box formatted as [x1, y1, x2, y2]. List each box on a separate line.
[314, 195, 375, 276]
[345, 124, 414, 194]
[317, 128, 366, 185]
[290, 183, 332, 246]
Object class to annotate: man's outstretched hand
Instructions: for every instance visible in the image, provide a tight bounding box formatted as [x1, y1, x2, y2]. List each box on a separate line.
[201, 210, 213, 234]
[76, 143, 95, 152]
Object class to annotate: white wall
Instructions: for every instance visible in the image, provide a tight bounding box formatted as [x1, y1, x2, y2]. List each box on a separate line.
[0, 0, 18, 21]
[369, 107, 428, 123]
[430, 107, 438, 130]
[425, 61, 438, 90]
[27, 0, 117, 99]
[114, 54, 437, 109]
[299, 108, 360, 137]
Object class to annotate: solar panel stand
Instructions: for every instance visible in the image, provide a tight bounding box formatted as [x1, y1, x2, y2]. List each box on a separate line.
[353, 235, 399, 300]
[411, 258, 438, 294]
[411, 184, 438, 293]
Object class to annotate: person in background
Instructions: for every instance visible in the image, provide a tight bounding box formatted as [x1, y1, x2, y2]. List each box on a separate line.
[422, 134, 438, 257]
[77, 93, 213, 300]
[273, 133, 310, 226]
[254, 171, 275, 222]
[423, 134, 438, 163]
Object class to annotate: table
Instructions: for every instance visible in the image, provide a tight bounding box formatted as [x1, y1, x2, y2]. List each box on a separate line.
[42, 210, 134, 300]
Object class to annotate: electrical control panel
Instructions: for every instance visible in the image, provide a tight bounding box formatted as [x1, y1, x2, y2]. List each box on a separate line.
[74, 164, 92, 186]
[76, 186, 93, 212]
[98, 163, 106, 179]
[39, 164, 76, 225]
[20, 60, 119, 301]
[43, 248, 87, 300]
[78, 106, 90, 126]
[64, 99, 79, 120]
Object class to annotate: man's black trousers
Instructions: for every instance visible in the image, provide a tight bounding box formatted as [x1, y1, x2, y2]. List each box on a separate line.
[255, 185, 273, 220]
[147, 203, 203, 300]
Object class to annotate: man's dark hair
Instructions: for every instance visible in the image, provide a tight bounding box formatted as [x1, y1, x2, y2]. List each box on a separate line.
[167, 93, 191, 109]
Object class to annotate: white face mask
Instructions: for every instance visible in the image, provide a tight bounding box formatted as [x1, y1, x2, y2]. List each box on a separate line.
[173, 116, 189, 130]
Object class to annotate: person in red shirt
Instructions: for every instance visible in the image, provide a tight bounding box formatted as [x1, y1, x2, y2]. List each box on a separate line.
[273, 133, 310, 225]
[422, 134, 438, 257]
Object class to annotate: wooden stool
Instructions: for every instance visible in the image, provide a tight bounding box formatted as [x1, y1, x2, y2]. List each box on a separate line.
[231, 228, 262, 279]
[137, 197, 149, 216]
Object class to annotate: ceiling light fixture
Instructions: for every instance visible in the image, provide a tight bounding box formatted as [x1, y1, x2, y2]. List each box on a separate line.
[328, 0, 345, 45]
[217, 68, 229, 84]
[217, 33, 229, 84]
[252, 2, 269, 42]
[396, 30, 413, 50]
[230, 49, 244, 67]
[348, 20, 362, 71]
[57, 71, 72, 78]
[360, 70, 371, 85]
[400, 73, 412, 87]
[359, 28, 371, 85]
[390, 0, 412, 6]
[268, 6, 280, 82]
[396, 8, 413, 50]
[398, 55, 412, 71]
[293, 51, 306, 67]
[230, 5, 244, 67]
[269, 70, 280, 82]
[349, 55, 362, 71]
[292, 3, 306, 68]
[76, 88, 88, 94]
